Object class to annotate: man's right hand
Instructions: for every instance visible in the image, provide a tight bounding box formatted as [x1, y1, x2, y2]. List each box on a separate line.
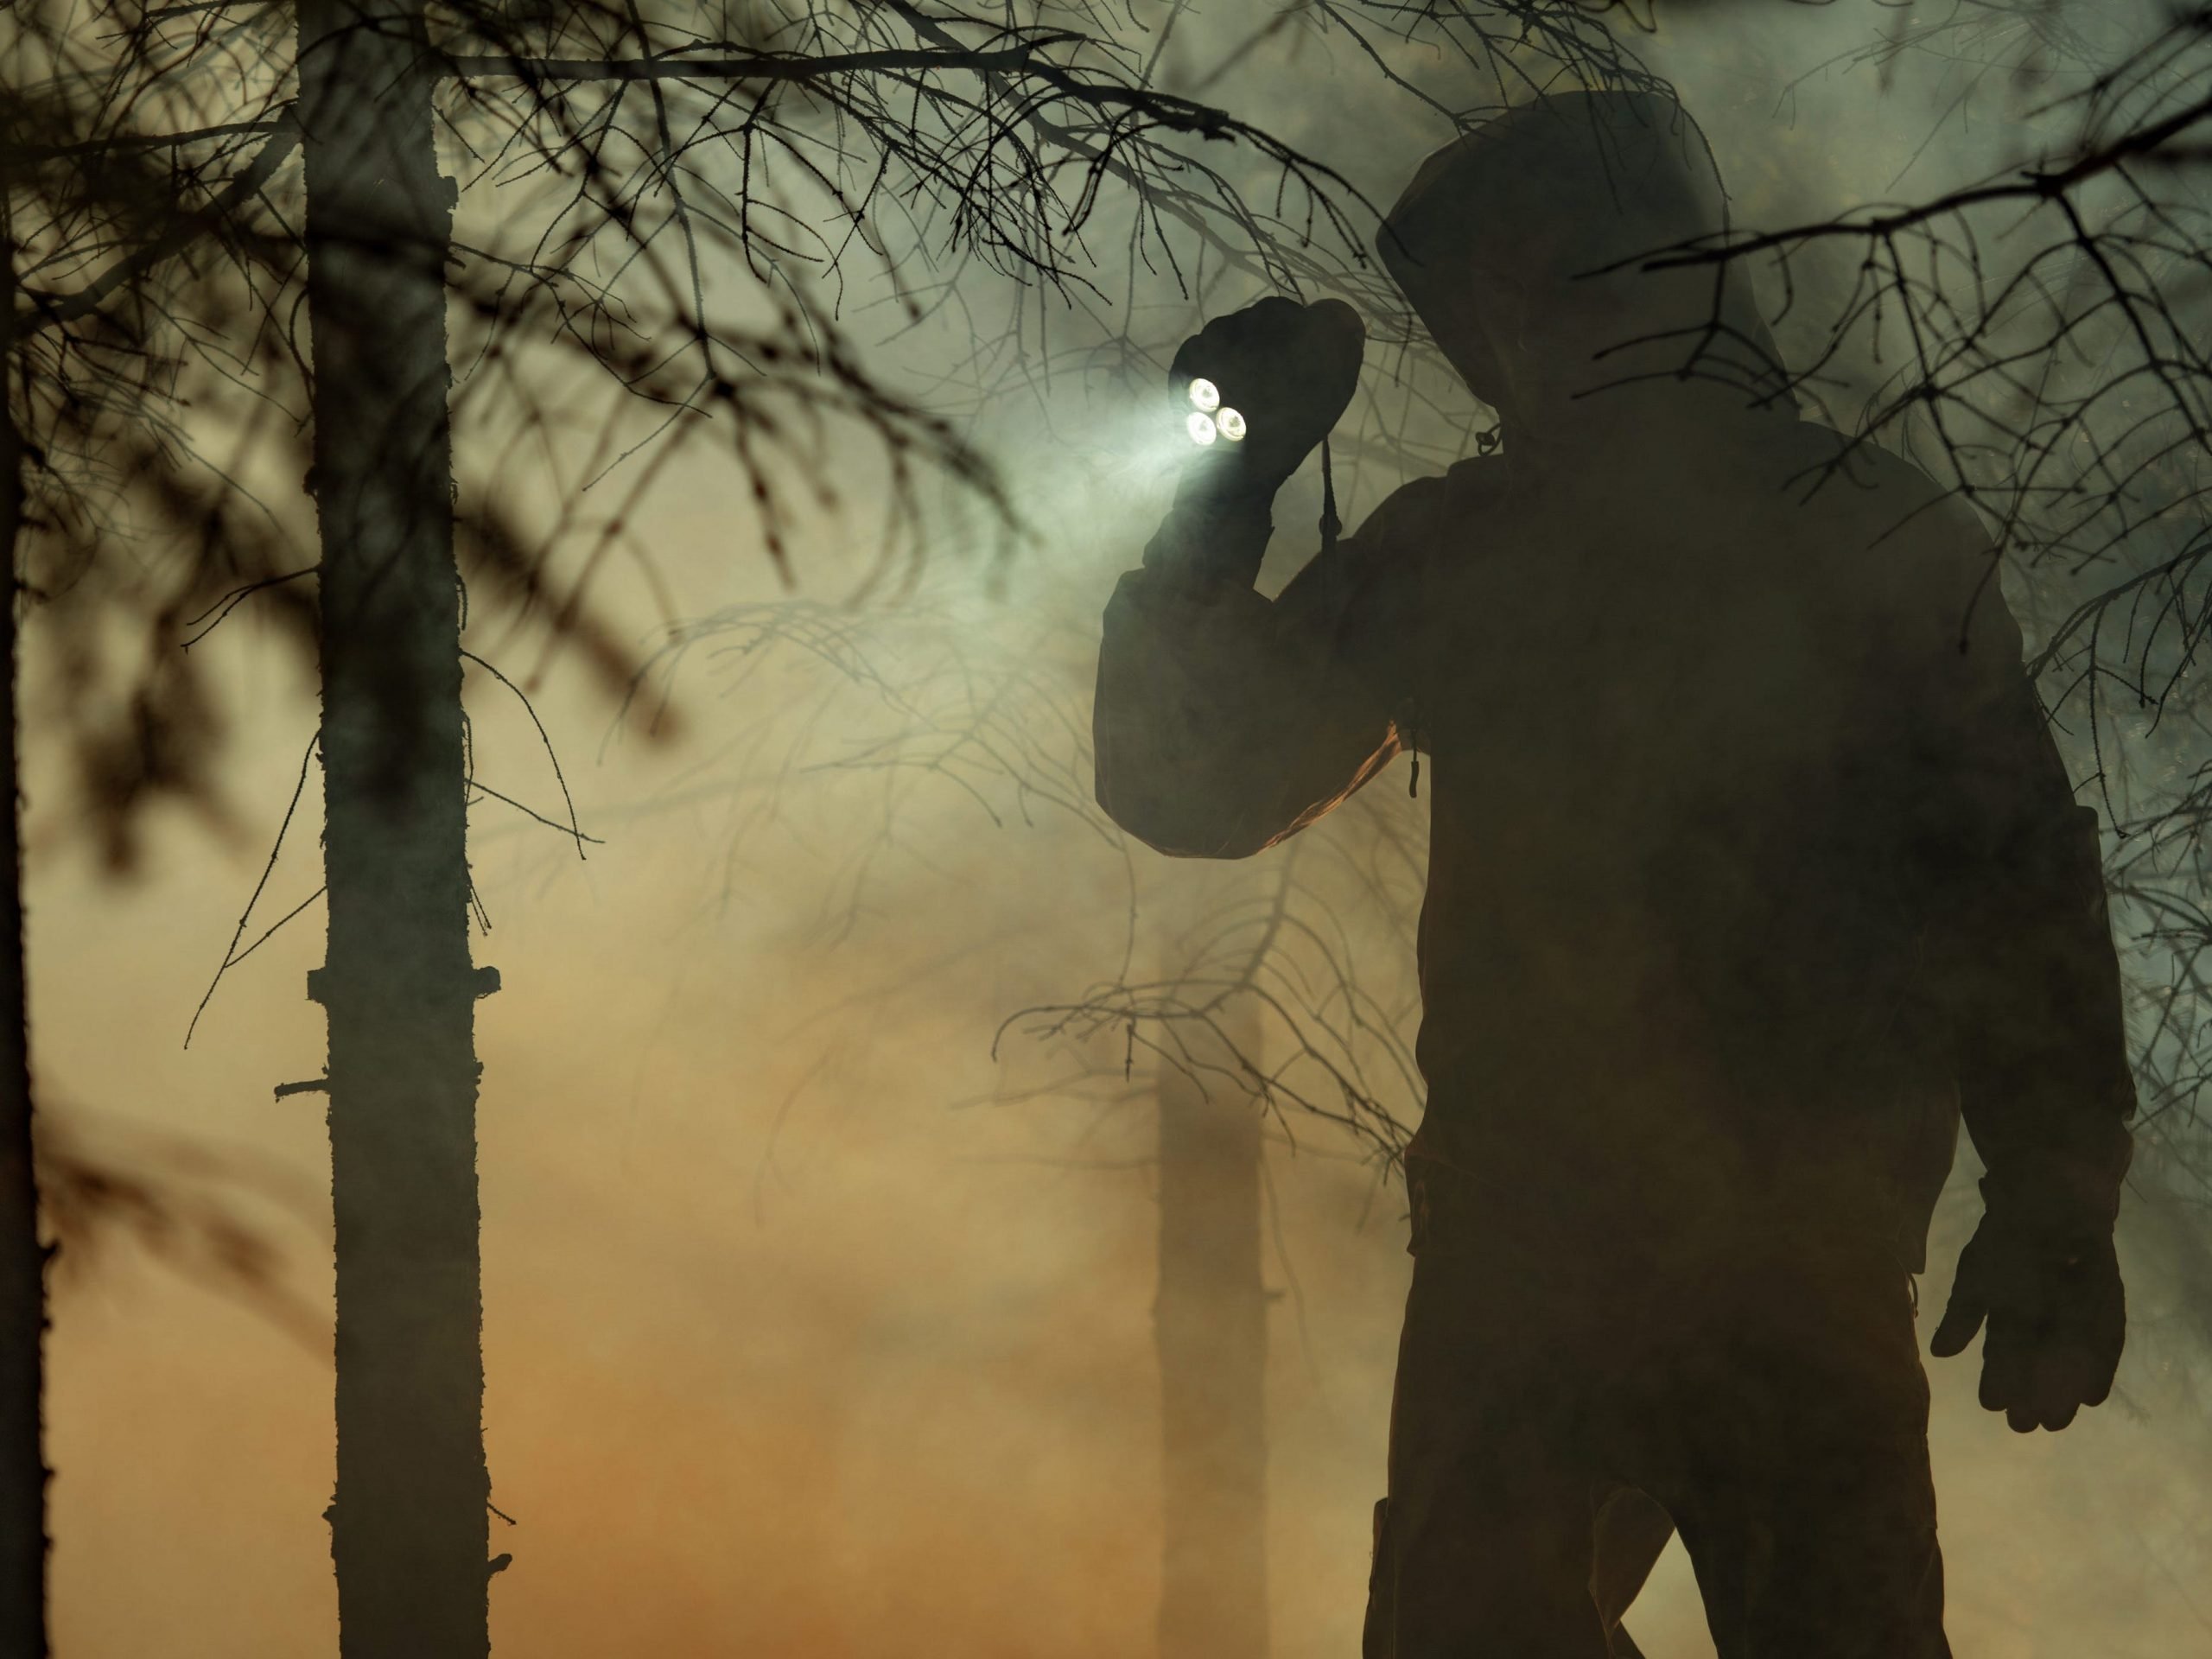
[1170, 296, 1365, 498]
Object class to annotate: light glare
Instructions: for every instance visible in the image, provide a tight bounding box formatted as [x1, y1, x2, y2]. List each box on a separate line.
[1216, 407, 1247, 442]
[1188, 378, 1222, 413]
[1186, 412, 1219, 445]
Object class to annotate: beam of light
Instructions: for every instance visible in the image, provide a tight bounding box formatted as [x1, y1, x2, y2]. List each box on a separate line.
[1188, 378, 1222, 413]
[1186, 412, 1218, 446]
[1215, 408, 1246, 442]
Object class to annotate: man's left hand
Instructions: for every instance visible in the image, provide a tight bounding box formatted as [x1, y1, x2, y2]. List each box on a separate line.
[1930, 1214, 2125, 1432]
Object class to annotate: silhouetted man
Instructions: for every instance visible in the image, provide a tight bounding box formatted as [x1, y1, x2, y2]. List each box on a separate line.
[1092, 91, 2136, 1658]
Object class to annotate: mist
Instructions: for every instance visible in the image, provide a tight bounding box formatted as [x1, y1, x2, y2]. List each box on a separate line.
[22, 3, 2212, 1656]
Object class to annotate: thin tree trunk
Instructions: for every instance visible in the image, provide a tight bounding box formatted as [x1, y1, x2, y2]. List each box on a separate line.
[297, 4, 489, 1653]
[1155, 995, 1268, 1659]
[0, 184, 51, 1659]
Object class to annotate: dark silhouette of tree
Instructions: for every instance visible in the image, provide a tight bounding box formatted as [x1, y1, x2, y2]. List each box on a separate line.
[0, 165, 41, 1659]
[3, 6, 316, 1641]
[295, 0, 487, 1649]
[1154, 983, 1268, 1659]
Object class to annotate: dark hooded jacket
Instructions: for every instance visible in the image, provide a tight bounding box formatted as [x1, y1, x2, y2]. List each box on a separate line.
[1093, 93, 2134, 1271]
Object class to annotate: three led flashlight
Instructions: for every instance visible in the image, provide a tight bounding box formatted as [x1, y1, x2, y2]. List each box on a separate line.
[1184, 378, 1246, 447]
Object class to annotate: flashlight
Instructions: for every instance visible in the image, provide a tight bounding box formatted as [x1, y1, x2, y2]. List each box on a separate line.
[1183, 378, 1245, 446]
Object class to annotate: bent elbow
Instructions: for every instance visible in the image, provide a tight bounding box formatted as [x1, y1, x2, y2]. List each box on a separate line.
[1089, 563, 1390, 858]
[1093, 756, 1277, 861]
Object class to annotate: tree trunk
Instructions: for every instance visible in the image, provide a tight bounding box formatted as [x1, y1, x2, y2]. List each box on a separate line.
[0, 186, 51, 1659]
[297, 5, 490, 1655]
[1155, 995, 1268, 1659]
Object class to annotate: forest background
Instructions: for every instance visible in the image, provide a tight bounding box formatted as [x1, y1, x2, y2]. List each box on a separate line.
[21, 1, 2212, 1655]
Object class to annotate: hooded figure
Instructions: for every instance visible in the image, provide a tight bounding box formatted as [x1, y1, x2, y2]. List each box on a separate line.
[1092, 91, 2135, 1657]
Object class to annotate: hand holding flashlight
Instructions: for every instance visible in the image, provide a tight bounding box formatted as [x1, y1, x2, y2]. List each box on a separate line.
[1168, 297, 1365, 498]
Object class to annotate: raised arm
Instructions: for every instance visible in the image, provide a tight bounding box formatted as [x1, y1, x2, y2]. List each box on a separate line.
[1093, 298, 1402, 859]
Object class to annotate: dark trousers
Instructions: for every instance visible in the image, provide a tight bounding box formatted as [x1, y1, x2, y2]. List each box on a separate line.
[1361, 1226, 1951, 1658]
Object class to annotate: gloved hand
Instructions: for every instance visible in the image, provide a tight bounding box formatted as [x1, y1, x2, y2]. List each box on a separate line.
[1930, 1207, 2125, 1432]
[1168, 296, 1364, 499]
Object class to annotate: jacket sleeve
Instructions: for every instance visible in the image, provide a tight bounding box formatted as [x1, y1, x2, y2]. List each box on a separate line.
[1905, 499, 2137, 1236]
[1091, 487, 1408, 860]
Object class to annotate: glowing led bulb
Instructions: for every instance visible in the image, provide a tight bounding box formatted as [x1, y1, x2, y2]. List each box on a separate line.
[1216, 407, 1247, 442]
[1188, 378, 1222, 413]
[1186, 412, 1219, 445]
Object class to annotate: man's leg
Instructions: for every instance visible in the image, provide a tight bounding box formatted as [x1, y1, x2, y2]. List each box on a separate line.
[1591, 1485, 1675, 1656]
[1362, 1255, 1615, 1658]
[1649, 1241, 1952, 1659]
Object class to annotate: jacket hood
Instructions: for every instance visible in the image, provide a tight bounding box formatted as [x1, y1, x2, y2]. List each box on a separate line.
[1377, 91, 1789, 435]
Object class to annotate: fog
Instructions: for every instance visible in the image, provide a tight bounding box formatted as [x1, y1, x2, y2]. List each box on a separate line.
[29, 3, 2212, 1655]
